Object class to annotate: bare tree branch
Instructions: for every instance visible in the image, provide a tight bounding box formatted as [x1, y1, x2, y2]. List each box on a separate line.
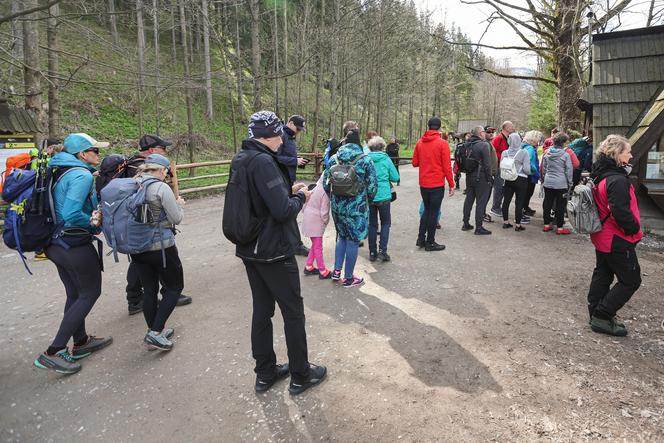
[0, 0, 62, 25]
[466, 65, 559, 85]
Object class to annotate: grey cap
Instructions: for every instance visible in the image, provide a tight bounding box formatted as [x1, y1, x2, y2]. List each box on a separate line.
[144, 153, 171, 169]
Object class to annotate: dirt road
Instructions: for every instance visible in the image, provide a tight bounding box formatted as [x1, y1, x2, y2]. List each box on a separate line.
[1, 168, 663, 442]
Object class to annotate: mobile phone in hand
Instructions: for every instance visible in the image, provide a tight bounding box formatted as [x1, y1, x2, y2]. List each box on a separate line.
[307, 183, 317, 191]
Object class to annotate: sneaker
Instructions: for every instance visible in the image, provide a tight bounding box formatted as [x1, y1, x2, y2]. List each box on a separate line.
[461, 223, 474, 231]
[489, 209, 502, 218]
[146, 328, 174, 351]
[331, 269, 342, 281]
[128, 301, 143, 315]
[255, 363, 290, 392]
[34, 251, 48, 261]
[303, 266, 320, 276]
[416, 238, 425, 248]
[319, 270, 332, 280]
[502, 223, 513, 229]
[369, 253, 377, 262]
[34, 349, 81, 375]
[425, 242, 446, 251]
[515, 226, 526, 232]
[474, 227, 492, 235]
[289, 364, 327, 395]
[176, 295, 192, 306]
[377, 252, 391, 262]
[556, 228, 571, 235]
[144, 330, 173, 351]
[590, 316, 628, 337]
[343, 276, 364, 288]
[520, 216, 531, 225]
[72, 335, 113, 359]
[543, 225, 554, 232]
[524, 208, 536, 216]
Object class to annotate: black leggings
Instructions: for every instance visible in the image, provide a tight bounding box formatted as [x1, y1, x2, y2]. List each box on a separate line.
[543, 187, 567, 228]
[502, 176, 528, 224]
[524, 181, 536, 210]
[130, 246, 184, 333]
[46, 243, 102, 350]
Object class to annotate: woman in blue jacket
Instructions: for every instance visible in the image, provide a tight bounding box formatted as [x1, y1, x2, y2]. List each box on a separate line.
[521, 131, 542, 216]
[367, 136, 399, 262]
[34, 133, 112, 375]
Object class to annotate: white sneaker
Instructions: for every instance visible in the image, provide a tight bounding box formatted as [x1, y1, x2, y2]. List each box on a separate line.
[489, 209, 502, 218]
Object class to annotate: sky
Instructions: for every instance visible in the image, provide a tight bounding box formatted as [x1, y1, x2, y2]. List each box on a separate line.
[414, 0, 657, 69]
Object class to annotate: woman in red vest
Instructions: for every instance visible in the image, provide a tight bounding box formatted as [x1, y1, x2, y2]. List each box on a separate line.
[587, 135, 642, 337]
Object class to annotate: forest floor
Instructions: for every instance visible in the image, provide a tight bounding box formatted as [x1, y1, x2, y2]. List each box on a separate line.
[1, 168, 663, 442]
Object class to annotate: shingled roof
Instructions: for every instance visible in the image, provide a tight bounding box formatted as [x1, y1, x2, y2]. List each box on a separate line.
[0, 97, 42, 134]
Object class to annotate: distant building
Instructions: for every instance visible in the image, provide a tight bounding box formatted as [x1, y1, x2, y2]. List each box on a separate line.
[456, 120, 487, 135]
[578, 25, 664, 226]
[0, 97, 41, 174]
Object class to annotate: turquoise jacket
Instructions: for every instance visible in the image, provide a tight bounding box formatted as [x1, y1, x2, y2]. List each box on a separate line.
[368, 151, 400, 203]
[521, 143, 540, 183]
[49, 152, 98, 232]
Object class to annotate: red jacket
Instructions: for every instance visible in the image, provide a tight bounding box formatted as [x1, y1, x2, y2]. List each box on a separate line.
[492, 132, 509, 164]
[542, 137, 554, 150]
[412, 130, 454, 188]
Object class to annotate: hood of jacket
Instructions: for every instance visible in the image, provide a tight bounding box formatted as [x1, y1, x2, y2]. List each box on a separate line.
[420, 129, 442, 143]
[546, 146, 565, 158]
[507, 133, 522, 156]
[336, 143, 364, 163]
[591, 153, 628, 182]
[368, 150, 391, 165]
[49, 151, 97, 172]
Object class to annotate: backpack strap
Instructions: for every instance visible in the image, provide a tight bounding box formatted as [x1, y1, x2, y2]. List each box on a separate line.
[350, 154, 367, 165]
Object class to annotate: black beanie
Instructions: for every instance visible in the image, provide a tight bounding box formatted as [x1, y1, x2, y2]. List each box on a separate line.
[428, 117, 442, 130]
[248, 111, 284, 139]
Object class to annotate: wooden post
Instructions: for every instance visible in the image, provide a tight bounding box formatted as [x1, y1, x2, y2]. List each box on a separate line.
[170, 162, 180, 198]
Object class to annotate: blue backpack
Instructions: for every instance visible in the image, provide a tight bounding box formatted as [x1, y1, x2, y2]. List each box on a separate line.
[2, 165, 84, 274]
[100, 177, 173, 267]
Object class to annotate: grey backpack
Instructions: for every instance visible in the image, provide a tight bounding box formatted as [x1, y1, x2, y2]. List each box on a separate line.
[328, 153, 367, 197]
[566, 180, 605, 234]
[100, 177, 173, 266]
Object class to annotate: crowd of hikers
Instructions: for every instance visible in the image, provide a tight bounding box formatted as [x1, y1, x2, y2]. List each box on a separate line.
[0, 110, 643, 395]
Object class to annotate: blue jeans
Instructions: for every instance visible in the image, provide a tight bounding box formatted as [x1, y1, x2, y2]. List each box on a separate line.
[334, 237, 359, 280]
[369, 203, 391, 255]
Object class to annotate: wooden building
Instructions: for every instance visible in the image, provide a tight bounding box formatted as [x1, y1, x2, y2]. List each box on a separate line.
[578, 25, 664, 225]
[0, 97, 41, 175]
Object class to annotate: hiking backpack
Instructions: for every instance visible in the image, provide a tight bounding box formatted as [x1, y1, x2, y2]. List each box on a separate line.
[499, 151, 519, 181]
[566, 179, 607, 234]
[454, 142, 467, 173]
[328, 153, 367, 197]
[100, 177, 173, 266]
[222, 150, 263, 245]
[95, 154, 145, 196]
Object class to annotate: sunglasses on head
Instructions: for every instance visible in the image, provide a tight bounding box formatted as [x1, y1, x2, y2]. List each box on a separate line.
[84, 148, 100, 154]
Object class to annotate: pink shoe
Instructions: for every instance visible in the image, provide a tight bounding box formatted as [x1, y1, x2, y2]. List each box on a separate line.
[342, 276, 364, 288]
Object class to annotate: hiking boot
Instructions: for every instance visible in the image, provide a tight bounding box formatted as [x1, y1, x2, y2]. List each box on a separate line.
[474, 227, 492, 235]
[556, 228, 571, 235]
[294, 245, 310, 256]
[416, 238, 425, 248]
[303, 266, 320, 276]
[461, 223, 474, 231]
[377, 252, 391, 262]
[34, 349, 81, 375]
[144, 330, 173, 351]
[128, 301, 143, 315]
[255, 363, 290, 392]
[425, 242, 446, 251]
[72, 335, 113, 359]
[369, 253, 377, 262]
[319, 269, 332, 280]
[590, 316, 628, 337]
[343, 276, 364, 288]
[331, 269, 342, 281]
[176, 295, 192, 306]
[289, 364, 327, 395]
[34, 251, 48, 261]
[524, 208, 536, 216]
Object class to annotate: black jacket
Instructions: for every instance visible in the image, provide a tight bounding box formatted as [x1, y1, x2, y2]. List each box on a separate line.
[277, 126, 298, 186]
[590, 154, 640, 236]
[235, 139, 305, 263]
[466, 136, 492, 183]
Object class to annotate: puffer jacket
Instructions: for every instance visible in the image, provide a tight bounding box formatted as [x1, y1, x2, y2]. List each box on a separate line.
[301, 175, 330, 238]
[412, 130, 454, 188]
[323, 143, 378, 242]
[541, 147, 572, 190]
[590, 154, 642, 253]
[368, 150, 400, 203]
[49, 152, 99, 232]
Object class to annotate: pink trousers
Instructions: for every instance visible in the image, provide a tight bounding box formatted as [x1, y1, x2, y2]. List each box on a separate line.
[305, 237, 326, 271]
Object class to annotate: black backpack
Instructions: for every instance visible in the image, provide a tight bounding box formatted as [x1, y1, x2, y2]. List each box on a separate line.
[462, 141, 480, 174]
[454, 142, 466, 173]
[222, 150, 263, 245]
[95, 154, 145, 196]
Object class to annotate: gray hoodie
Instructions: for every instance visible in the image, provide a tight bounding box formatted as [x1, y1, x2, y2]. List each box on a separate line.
[541, 147, 573, 190]
[502, 133, 531, 178]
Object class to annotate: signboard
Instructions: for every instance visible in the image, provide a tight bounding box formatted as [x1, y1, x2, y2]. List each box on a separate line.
[0, 134, 36, 174]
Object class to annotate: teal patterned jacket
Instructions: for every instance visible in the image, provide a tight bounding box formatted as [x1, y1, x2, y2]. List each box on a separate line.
[323, 143, 378, 242]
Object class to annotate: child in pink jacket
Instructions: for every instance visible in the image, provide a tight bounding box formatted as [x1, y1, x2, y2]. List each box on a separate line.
[302, 175, 332, 279]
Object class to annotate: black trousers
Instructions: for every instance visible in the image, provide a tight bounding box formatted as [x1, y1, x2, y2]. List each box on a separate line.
[502, 176, 528, 223]
[462, 177, 491, 228]
[418, 186, 445, 244]
[46, 243, 102, 349]
[543, 187, 567, 228]
[587, 247, 641, 319]
[130, 246, 184, 332]
[126, 260, 183, 305]
[243, 258, 310, 382]
[524, 181, 536, 210]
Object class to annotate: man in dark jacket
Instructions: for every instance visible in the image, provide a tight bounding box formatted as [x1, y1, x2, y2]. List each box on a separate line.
[462, 126, 493, 235]
[277, 115, 309, 256]
[232, 111, 326, 395]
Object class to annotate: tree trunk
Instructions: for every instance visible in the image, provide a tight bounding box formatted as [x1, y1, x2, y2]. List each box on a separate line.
[272, 1, 279, 116]
[22, 0, 43, 138]
[136, 0, 146, 134]
[554, 1, 582, 132]
[46, 2, 60, 139]
[170, 0, 178, 65]
[108, 0, 119, 45]
[329, 0, 340, 137]
[201, 0, 214, 119]
[311, 0, 325, 151]
[248, 0, 262, 110]
[179, 0, 196, 168]
[234, 4, 244, 123]
[153, 0, 161, 133]
[283, 3, 289, 118]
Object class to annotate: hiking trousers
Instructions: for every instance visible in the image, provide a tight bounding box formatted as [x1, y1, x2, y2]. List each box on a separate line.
[463, 177, 491, 228]
[491, 176, 504, 213]
[543, 187, 567, 228]
[418, 186, 445, 244]
[46, 243, 102, 349]
[369, 202, 392, 254]
[502, 176, 528, 224]
[130, 246, 184, 333]
[126, 260, 184, 306]
[243, 258, 310, 383]
[587, 247, 641, 319]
